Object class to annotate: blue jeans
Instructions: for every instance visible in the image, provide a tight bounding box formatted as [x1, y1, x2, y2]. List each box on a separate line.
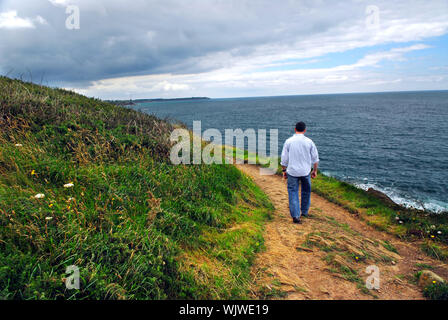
[287, 173, 311, 219]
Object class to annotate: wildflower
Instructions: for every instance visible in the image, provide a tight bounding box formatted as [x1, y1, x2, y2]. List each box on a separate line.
[49, 203, 53, 208]
[15, 143, 23, 147]
[31, 170, 36, 175]
[67, 197, 74, 202]
[431, 235, 435, 238]
[438, 231, 442, 235]
[355, 256, 359, 260]
[395, 216, 400, 220]
[433, 280, 437, 284]
[45, 217, 53, 221]
[34, 193, 45, 199]
[399, 220, 403, 224]
[64, 183, 74, 188]
[431, 225, 436, 229]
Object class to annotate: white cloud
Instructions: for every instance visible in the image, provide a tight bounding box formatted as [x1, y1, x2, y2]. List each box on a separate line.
[151, 81, 191, 92]
[34, 15, 48, 25]
[47, 0, 70, 7]
[77, 44, 432, 98]
[0, 10, 48, 29]
[0, 10, 34, 29]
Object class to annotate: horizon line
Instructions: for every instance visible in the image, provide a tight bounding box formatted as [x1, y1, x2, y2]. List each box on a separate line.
[114, 88, 448, 102]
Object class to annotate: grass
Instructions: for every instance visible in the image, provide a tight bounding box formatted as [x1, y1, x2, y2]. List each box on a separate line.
[423, 282, 448, 300]
[256, 279, 288, 299]
[382, 240, 398, 254]
[414, 271, 448, 300]
[421, 241, 448, 261]
[415, 263, 434, 270]
[0, 76, 274, 299]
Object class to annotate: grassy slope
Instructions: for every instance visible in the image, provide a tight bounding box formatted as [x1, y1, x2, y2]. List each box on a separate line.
[0, 77, 273, 299]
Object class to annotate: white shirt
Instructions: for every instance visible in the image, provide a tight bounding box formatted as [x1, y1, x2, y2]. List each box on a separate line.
[281, 133, 319, 177]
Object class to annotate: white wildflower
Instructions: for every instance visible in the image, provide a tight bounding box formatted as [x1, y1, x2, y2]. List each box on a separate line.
[63, 183, 74, 188]
[34, 193, 45, 199]
[15, 143, 23, 147]
[431, 225, 436, 229]
[45, 217, 53, 221]
[438, 231, 442, 235]
[399, 220, 403, 224]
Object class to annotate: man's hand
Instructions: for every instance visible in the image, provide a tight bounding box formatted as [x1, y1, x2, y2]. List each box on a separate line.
[281, 166, 287, 180]
[311, 170, 317, 179]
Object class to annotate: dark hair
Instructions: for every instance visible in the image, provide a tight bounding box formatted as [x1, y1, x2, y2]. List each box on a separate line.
[295, 122, 306, 132]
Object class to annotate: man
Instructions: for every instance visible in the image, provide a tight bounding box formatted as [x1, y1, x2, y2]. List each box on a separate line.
[281, 122, 319, 224]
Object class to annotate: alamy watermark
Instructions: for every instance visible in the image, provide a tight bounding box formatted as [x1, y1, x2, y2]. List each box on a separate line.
[170, 121, 279, 175]
[65, 5, 80, 30]
[366, 265, 380, 290]
[65, 265, 80, 290]
[365, 5, 380, 30]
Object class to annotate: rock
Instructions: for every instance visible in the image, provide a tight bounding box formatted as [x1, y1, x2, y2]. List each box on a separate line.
[417, 270, 446, 288]
[366, 188, 399, 208]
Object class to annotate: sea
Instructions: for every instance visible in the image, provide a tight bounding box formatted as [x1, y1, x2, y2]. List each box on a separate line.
[130, 91, 448, 213]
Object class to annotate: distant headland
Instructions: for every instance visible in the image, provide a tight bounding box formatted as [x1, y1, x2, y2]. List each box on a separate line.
[107, 97, 211, 106]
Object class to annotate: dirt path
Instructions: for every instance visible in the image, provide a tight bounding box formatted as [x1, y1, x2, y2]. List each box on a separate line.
[237, 164, 448, 300]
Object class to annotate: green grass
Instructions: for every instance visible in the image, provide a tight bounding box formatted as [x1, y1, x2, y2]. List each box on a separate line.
[423, 282, 448, 300]
[414, 271, 448, 300]
[415, 263, 434, 270]
[421, 241, 448, 261]
[382, 240, 398, 254]
[0, 76, 273, 299]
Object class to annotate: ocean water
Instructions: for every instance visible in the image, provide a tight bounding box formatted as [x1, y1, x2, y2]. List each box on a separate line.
[131, 91, 448, 213]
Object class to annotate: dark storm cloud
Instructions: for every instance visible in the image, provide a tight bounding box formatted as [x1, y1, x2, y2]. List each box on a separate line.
[0, 0, 358, 86]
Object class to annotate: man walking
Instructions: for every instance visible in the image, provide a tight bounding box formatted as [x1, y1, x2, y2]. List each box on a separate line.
[281, 122, 319, 224]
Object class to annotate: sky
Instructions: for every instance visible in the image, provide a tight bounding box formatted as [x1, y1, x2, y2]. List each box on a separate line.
[0, 0, 447, 99]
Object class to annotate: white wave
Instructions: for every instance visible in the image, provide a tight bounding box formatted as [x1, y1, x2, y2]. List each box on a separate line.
[322, 171, 448, 213]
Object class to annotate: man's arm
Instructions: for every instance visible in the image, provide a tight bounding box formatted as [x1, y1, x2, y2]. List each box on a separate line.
[280, 141, 289, 179]
[310, 142, 319, 179]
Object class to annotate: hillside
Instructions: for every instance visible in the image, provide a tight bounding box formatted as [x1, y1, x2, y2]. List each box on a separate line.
[0, 77, 273, 299]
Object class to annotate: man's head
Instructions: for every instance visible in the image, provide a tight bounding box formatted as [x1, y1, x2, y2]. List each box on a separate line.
[295, 121, 306, 133]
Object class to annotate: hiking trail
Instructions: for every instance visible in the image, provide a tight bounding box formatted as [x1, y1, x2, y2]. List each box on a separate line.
[237, 164, 448, 300]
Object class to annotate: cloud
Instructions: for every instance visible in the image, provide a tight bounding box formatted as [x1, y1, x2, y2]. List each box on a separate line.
[151, 81, 191, 92]
[0, 10, 35, 29]
[75, 43, 432, 98]
[0, 0, 447, 97]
